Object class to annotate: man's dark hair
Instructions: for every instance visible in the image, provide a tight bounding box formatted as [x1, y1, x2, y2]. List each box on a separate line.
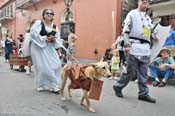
[19, 34, 23, 37]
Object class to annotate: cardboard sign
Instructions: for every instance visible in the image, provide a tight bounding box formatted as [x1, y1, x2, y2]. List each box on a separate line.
[88, 79, 103, 101]
[150, 24, 171, 61]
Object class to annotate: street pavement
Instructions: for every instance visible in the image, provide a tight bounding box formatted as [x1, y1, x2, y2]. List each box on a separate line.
[0, 56, 175, 116]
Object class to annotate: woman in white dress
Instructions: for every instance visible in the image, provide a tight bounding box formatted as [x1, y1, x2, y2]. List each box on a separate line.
[30, 9, 63, 93]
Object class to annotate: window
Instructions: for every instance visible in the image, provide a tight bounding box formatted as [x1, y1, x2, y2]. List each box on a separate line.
[160, 15, 175, 26]
[9, 4, 13, 18]
[0, 4, 13, 20]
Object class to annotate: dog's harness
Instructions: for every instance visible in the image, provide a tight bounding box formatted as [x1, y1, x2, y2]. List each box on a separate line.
[65, 64, 93, 91]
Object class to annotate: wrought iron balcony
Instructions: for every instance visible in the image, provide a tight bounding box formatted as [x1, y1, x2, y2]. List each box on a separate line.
[149, 0, 175, 17]
[0, 4, 14, 22]
[150, 0, 172, 4]
[15, 0, 41, 9]
[0, 16, 12, 22]
[149, 0, 175, 9]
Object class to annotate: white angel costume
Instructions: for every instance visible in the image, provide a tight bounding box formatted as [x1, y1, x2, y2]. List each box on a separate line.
[30, 20, 63, 91]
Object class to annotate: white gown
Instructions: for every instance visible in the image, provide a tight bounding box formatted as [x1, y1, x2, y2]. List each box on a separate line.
[30, 20, 62, 89]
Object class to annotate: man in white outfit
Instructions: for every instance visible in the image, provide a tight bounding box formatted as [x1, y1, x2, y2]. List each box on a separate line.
[113, 0, 157, 103]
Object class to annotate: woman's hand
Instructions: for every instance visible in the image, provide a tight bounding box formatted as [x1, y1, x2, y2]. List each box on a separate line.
[46, 35, 56, 42]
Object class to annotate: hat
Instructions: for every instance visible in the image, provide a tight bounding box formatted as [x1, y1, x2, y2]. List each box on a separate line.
[159, 47, 170, 54]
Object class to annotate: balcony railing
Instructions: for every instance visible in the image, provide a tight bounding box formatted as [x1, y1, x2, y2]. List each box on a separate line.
[15, 0, 41, 9]
[0, 16, 12, 22]
[0, 3, 14, 22]
[149, 0, 175, 17]
[150, 0, 172, 4]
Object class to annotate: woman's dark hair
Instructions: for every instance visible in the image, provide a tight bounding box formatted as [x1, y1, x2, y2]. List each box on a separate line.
[42, 8, 54, 20]
[104, 48, 112, 56]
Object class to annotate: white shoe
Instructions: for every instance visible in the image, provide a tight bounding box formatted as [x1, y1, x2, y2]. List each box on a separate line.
[26, 70, 30, 75]
[109, 76, 114, 80]
[49, 87, 60, 93]
[37, 86, 50, 91]
[6, 59, 9, 63]
[26, 67, 30, 75]
[114, 77, 118, 80]
[37, 87, 45, 91]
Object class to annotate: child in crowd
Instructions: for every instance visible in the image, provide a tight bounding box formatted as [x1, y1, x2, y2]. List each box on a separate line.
[109, 49, 120, 80]
[101, 48, 113, 64]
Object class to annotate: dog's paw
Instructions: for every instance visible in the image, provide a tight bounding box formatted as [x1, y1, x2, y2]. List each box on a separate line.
[88, 107, 95, 113]
[61, 97, 66, 101]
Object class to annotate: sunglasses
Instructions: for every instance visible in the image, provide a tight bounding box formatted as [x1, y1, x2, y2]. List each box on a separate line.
[45, 12, 54, 16]
[140, 0, 148, 2]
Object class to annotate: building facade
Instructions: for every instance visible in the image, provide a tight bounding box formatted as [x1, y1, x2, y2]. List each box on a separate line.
[150, 0, 175, 26]
[0, 0, 122, 60]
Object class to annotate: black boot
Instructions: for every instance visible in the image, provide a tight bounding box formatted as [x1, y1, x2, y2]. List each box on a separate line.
[113, 85, 123, 98]
[138, 95, 156, 103]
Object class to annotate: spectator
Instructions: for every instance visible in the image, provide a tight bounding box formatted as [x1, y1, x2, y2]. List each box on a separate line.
[0, 38, 5, 56]
[30, 9, 63, 93]
[164, 24, 175, 47]
[115, 32, 126, 67]
[5, 34, 13, 62]
[68, 29, 78, 56]
[17, 34, 24, 49]
[149, 47, 175, 87]
[101, 48, 113, 73]
[101, 48, 113, 65]
[109, 49, 120, 80]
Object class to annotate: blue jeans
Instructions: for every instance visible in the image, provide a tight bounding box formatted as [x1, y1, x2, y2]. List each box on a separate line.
[114, 54, 149, 96]
[149, 64, 174, 81]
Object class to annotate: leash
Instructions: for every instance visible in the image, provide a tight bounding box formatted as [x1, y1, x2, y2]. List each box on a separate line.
[57, 41, 79, 63]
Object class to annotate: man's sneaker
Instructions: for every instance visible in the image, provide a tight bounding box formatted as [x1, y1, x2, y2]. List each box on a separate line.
[113, 85, 123, 98]
[158, 82, 166, 87]
[138, 95, 156, 103]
